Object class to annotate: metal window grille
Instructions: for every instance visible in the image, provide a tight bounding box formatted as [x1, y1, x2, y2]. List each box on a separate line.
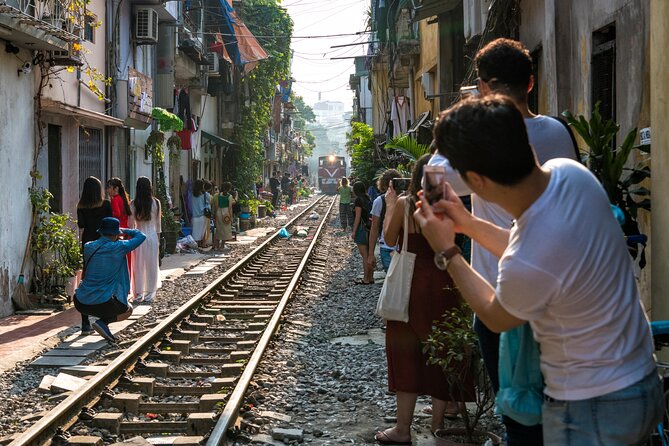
[591, 25, 616, 123]
[79, 127, 102, 191]
[48, 124, 62, 213]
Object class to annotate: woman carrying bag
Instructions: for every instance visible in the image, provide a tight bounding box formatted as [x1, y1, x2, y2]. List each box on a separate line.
[212, 182, 237, 252]
[375, 155, 471, 444]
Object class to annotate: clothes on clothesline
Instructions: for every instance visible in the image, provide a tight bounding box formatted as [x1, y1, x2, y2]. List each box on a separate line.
[391, 95, 410, 138]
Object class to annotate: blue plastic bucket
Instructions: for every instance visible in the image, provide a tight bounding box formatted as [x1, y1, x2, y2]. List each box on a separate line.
[240, 213, 250, 220]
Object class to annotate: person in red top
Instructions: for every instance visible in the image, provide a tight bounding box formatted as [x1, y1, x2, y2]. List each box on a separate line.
[107, 177, 133, 285]
[107, 178, 132, 228]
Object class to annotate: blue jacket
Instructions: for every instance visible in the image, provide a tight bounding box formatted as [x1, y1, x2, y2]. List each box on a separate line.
[75, 229, 146, 305]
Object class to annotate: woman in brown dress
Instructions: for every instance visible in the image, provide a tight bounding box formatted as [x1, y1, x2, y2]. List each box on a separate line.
[375, 155, 471, 444]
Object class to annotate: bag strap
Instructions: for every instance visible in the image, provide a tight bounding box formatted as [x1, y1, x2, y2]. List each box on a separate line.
[550, 115, 581, 163]
[82, 243, 105, 278]
[401, 200, 409, 252]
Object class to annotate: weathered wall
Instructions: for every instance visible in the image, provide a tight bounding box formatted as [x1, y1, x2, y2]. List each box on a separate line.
[650, 0, 669, 320]
[0, 48, 36, 316]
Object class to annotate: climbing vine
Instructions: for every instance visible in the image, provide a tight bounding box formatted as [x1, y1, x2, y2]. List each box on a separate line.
[231, 0, 293, 194]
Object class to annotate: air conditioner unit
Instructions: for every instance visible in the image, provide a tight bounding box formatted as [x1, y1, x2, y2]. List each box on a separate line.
[135, 8, 158, 43]
[421, 72, 434, 99]
[205, 52, 220, 75]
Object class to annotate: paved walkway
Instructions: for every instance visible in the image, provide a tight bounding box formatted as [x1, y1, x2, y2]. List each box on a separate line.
[0, 251, 211, 373]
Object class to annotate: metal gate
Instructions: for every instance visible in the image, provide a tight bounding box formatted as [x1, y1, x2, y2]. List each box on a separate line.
[79, 126, 102, 191]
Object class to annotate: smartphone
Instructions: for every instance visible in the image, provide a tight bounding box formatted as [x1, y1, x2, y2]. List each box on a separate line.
[422, 165, 446, 205]
[391, 178, 412, 193]
[460, 85, 480, 99]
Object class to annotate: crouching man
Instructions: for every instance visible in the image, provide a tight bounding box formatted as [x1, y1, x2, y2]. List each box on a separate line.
[415, 95, 662, 445]
[74, 217, 146, 343]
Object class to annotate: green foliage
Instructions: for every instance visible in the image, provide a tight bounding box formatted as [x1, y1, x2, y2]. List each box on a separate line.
[385, 135, 431, 163]
[29, 187, 82, 296]
[291, 94, 316, 129]
[146, 126, 182, 233]
[563, 103, 651, 232]
[346, 122, 379, 186]
[151, 107, 184, 132]
[155, 165, 181, 233]
[424, 302, 495, 442]
[232, 0, 292, 195]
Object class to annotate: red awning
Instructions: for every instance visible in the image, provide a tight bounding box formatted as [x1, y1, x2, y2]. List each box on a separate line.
[210, 9, 268, 74]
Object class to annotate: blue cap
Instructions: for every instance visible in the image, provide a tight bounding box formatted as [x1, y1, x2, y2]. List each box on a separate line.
[98, 217, 122, 236]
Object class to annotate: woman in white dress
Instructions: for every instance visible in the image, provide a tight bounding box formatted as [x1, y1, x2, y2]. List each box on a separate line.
[129, 176, 162, 304]
[190, 179, 209, 248]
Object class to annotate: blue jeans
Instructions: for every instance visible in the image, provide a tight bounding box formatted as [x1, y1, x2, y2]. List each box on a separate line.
[542, 371, 663, 446]
[380, 247, 394, 272]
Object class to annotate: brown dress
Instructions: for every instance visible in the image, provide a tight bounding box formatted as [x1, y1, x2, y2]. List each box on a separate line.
[385, 233, 473, 401]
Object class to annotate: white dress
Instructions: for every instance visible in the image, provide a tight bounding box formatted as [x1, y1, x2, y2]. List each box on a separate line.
[130, 199, 162, 302]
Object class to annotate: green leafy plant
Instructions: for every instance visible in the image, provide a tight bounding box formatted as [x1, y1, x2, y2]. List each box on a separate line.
[145, 110, 184, 234]
[384, 135, 431, 177]
[424, 302, 495, 443]
[563, 103, 651, 236]
[346, 121, 380, 186]
[29, 187, 82, 297]
[231, 0, 292, 197]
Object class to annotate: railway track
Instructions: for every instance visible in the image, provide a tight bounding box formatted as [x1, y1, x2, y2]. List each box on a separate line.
[7, 195, 336, 446]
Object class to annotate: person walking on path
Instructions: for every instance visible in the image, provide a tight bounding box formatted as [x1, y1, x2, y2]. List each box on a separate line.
[374, 155, 471, 445]
[416, 96, 662, 445]
[367, 169, 401, 272]
[212, 182, 237, 252]
[190, 179, 209, 248]
[351, 181, 374, 285]
[202, 180, 213, 248]
[337, 177, 353, 231]
[129, 177, 161, 305]
[76, 176, 112, 335]
[74, 217, 146, 343]
[269, 172, 281, 209]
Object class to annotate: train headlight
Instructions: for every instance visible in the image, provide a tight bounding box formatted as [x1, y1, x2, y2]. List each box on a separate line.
[328, 155, 335, 162]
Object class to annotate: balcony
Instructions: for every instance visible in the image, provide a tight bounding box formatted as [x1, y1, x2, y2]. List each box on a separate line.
[0, 0, 83, 50]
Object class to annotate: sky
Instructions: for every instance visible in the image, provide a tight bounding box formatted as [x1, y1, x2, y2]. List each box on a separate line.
[284, 0, 369, 109]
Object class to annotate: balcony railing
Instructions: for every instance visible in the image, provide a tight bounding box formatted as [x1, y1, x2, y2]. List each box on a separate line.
[0, 0, 83, 43]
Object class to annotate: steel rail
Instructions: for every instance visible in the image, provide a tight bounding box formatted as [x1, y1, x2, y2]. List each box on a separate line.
[9, 195, 328, 446]
[206, 196, 336, 446]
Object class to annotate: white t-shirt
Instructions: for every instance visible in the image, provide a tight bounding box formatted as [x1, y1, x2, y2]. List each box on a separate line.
[370, 194, 397, 250]
[496, 159, 655, 400]
[429, 115, 578, 284]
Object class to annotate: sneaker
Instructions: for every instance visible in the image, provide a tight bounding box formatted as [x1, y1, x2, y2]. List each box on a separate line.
[92, 320, 117, 343]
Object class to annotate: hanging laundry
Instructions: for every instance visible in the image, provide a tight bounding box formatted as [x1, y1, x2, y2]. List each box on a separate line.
[391, 95, 410, 137]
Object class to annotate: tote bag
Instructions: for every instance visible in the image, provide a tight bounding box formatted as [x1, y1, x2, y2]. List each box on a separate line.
[375, 202, 415, 322]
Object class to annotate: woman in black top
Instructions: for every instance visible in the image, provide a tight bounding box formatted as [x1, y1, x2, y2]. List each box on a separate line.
[76, 176, 112, 335]
[352, 181, 373, 284]
[77, 176, 112, 248]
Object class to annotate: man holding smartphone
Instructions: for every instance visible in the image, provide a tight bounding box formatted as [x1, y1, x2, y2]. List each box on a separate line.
[367, 169, 402, 272]
[416, 95, 661, 446]
[428, 38, 578, 444]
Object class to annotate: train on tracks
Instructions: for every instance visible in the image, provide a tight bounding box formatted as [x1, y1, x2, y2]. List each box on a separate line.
[317, 155, 347, 195]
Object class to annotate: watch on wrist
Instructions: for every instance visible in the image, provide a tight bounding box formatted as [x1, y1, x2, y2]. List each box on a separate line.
[434, 246, 462, 271]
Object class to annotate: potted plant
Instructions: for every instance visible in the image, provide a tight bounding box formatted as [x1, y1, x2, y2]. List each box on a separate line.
[563, 103, 650, 265]
[424, 303, 499, 445]
[29, 187, 82, 307]
[146, 107, 183, 254]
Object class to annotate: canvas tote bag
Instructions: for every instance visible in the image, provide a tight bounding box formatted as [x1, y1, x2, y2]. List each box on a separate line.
[375, 202, 416, 322]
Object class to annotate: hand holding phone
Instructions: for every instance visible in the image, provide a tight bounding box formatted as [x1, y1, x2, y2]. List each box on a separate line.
[391, 178, 412, 194]
[422, 165, 446, 206]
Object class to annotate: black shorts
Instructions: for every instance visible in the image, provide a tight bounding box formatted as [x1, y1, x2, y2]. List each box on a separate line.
[73, 294, 130, 321]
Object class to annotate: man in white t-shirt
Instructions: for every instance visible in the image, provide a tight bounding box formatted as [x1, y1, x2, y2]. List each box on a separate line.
[429, 38, 578, 444]
[415, 95, 662, 445]
[367, 169, 401, 272]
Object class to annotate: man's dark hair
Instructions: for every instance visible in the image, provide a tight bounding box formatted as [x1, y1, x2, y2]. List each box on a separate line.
[433, 95, 535, 186]
[474, 38, 532, 100]
[378, 169, 401, 192]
